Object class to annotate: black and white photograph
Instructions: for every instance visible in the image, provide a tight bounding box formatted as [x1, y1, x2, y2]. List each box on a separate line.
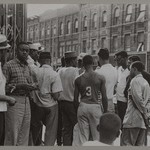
[0, 3, 150, 147]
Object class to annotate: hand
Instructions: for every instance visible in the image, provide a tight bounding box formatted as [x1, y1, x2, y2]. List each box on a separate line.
[8, 97, 16, 106]
[16, 83, 37, 91]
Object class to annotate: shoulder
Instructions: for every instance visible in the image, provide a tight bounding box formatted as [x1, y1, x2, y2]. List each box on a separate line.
[48, 67, 59, 77]
[3, 59, 16, 69]
[94, 72, 105, 81]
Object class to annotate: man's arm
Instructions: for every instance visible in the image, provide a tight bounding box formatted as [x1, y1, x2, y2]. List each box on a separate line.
[74, 79, 80, 113]
[0, 95, 16, 106]
[100, 77, 108, 113]
[51, 92, 60, 101]
[51, 73, 63, 101]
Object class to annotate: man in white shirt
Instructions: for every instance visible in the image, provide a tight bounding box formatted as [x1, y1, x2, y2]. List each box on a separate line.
[29, 52, 63, 146]
[83, 113, 121, 146]
[0, 34, 16, 145]
[58, 51, 79, 145]
[27, 42, 44, 145]
[115, 51, 130, 123]
[96, 48, 118, 113]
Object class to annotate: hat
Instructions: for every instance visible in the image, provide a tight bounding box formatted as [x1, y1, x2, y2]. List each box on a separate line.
[77, 52, 88, 60]
[29, 43, 44, 52]
[0, 34, 10, 50]
[65, 51, 77, 59]
[39, 52, 51, 60]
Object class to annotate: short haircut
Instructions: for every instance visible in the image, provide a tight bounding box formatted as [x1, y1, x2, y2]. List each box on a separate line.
[115, 50, 128, 58]
[128, 55, 141, 62]
[17, 42, 29, 49]
[83, 55, 93, 67]
[131, 61, 144, 72]
[97, 113, 121, 139]
[98, 48, 109, 60]
[65, 57, 76, 65]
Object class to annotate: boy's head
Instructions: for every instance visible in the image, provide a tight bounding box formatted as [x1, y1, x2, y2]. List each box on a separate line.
[97, 113, 121, 144]
[83, 55, 93, 69]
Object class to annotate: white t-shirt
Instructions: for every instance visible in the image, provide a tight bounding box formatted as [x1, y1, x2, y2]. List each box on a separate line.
[58, 67, 79, 102]
[116, 66, 130, 103]
[95, 64, 118, 100]
[83, 141, 110, 146]
[0, 63, 7, 112]
[31, 64, 63, 107]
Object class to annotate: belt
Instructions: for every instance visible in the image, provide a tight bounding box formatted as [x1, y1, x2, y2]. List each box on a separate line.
[60, 100, 73, 103]
[8, 93, 27, 96]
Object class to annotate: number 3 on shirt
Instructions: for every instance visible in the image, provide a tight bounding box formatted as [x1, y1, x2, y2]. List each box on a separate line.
[86, 86, 91, 96]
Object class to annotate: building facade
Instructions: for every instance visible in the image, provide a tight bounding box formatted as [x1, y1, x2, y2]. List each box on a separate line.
[27, 4, 150, 72]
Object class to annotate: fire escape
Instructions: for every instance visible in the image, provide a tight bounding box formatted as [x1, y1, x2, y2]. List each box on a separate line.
[0, 4, 27, 59]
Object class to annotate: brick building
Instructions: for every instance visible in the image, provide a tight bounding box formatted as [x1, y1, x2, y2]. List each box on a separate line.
[27, 4, 150, 72]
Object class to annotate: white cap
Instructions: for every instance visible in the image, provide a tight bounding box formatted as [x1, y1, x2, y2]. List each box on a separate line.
[29, 43, 44, 52]
[0, 34, 10, 50]
[77, 52, 88, 60]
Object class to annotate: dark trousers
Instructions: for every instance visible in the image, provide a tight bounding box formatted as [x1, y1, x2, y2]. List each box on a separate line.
[117, 101, 127, 123]
[61, 100, 77, 146]
[29, 100, 43, 146]
[57, 101, 63, 146]
[30, 103, 58, 146]
[0, 112, 5, 146]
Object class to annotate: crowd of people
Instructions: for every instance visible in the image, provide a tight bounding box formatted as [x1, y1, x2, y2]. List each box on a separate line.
[0, 33, 150, 146]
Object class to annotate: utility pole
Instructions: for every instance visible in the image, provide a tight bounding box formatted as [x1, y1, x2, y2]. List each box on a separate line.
[13, 4, 16, 58]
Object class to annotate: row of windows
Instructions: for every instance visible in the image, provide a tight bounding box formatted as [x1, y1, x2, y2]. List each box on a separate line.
[81, 32, 144, 55]
[28, 4, 146, 40]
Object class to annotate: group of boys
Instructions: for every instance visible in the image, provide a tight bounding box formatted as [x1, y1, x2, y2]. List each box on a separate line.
[0, 33, 150, 146]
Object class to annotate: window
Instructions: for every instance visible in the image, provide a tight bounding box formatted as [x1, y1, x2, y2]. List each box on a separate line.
[126, 5, 132, 22]
[41, 27, 44, 37]
[67, 21, 71, 34]
[30, 28, 33, 39]
[60, 22, 64, 35]
[113, 36, 118, 51]
[137, 4, 146, 22]
[53, 26, 56, 36]
[137, 32, 144, 52]
[59, 47, 63, 57]
[92, 39, 97, 54]
[124, 34, 131, 51]
[47, 25, 50, 35]
[102, 11, 107, 27]
[35, 27, 39, 40]
[92, 13, 97, 29]
[83, 40, 87, 52]
[83, 16, 87, 31]
[114, 8, 120, 25]
[27, 28, 29, 41]
[101, 37, 106, 49]
[74, 19, 78, 33]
